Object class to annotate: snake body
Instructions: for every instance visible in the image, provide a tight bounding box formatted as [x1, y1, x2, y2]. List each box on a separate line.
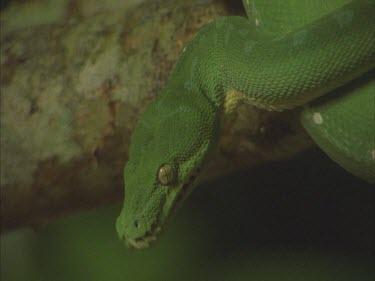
[117, 0, 375, 249]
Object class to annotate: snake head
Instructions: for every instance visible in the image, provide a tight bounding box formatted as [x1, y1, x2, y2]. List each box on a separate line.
[116, 88, 216, 249]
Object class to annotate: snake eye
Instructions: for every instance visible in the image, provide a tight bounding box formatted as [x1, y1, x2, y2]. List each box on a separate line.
[158, 164, 174, 186]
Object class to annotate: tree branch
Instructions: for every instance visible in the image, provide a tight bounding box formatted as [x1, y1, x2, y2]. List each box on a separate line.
[0, 0, 313, 232]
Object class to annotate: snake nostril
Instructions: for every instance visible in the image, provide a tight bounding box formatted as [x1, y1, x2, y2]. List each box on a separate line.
[134, 220, 139, 228]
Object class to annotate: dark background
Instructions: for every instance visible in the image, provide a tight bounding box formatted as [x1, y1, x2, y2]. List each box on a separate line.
[2, 148, 373, 281]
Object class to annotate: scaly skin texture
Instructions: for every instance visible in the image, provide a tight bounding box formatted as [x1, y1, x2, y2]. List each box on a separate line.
[117, 0, 374, 249]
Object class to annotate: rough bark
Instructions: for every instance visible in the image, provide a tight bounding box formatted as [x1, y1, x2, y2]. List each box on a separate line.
[0, 0, 313, 232]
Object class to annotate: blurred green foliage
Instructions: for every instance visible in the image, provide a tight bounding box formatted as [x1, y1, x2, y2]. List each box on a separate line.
[1, 149, 374, 281]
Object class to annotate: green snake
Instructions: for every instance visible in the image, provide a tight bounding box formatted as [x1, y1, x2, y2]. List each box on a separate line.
[116, 0, 375, 249]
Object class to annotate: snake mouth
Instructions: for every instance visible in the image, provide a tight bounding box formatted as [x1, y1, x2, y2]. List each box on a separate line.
[126, 168, 201, 249]
[170, 167, 201, 216]
[126, 223, 162, 249]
